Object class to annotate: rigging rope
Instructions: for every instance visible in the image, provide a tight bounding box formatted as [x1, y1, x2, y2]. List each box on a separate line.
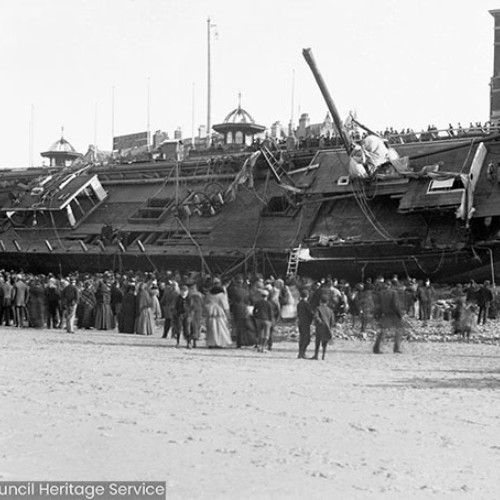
[411, 249, 447, 275]
[350, 178, 393, 241]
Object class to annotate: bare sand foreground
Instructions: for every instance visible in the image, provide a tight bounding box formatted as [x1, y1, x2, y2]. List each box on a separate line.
[0, 325, 499, 500]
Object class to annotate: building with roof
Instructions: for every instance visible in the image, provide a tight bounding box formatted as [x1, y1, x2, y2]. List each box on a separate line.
[40, 131, 82, 167]
[296, 112, 334, 140]
[212, 95, 266, 148]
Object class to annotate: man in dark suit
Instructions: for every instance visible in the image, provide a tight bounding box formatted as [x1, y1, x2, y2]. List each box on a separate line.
[12, 274, 29, 327]
[373, 280, 404, 354]
[61, 277, 80, 333]
[477, 280, 494, 325]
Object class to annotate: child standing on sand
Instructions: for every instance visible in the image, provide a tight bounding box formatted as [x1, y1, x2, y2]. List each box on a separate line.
[312, 295, 335, 360]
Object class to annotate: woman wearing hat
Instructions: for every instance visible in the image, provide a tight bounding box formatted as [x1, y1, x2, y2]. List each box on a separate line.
[203, 277, 232, 348]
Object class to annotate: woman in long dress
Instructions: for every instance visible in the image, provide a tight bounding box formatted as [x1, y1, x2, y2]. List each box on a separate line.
[188, 282, 204, 348]
[135, 283, 154, 335]
[94, 279, 115, 330]
[78, 281, 96, 329]
[27, 277, 46, 328]
[204, 279, 232, 348]
[119, 284, 137, 333]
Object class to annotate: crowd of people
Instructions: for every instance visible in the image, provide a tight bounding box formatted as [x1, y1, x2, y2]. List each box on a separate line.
[0, 269, 496, 359]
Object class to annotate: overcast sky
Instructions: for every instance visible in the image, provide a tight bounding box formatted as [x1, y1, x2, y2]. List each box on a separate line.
[1, 0, 499, 167]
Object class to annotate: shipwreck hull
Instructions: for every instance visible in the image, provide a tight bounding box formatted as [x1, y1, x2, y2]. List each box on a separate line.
[1, 242, 495, 285]
[0, 249, 291, 279]
[301, 243, 498, 284]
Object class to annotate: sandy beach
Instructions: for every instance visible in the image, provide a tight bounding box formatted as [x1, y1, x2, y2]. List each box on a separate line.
[0, 325, 499, 499]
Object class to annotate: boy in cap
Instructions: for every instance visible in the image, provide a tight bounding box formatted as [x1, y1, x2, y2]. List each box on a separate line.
[253, 288, 276, 353]
[173, 284, 192, 348]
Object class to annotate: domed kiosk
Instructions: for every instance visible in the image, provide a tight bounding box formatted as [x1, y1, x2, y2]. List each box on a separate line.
[213, 95, 266, 148]
[41, 130, 82, 167]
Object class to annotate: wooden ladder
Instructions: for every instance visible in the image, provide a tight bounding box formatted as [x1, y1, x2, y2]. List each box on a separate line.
[286, 245, 301, 277]
[261, 146, 295, 185]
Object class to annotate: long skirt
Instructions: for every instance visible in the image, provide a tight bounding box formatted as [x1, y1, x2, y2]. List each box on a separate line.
[206, 314, 232, 347]
[94, 304, 115, 330]
[136, 307, 155, 335]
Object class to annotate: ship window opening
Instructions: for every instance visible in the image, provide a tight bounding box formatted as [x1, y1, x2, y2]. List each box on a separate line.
[427, 177, 462, 193]
[263, 196, 297, 216]
[337, 176, 350, 186]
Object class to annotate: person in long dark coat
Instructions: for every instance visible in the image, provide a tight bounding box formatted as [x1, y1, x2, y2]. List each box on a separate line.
[1, 275, 13, 326]
[297, 288, 314, 359]
[373, 281, 404, 354]
[119, 283, 137, 333]
[135, 283, 154, 335]
[188, 282, 203, 348]
[45, 278, 61, 329]
[312, 295, 335, 360]
[27, 278, 46, 328]
[417, 278, 435, 323]
[173, 285, 192, 347]
[110, 281, 124, 327]
[78, 281, 96, 329]
[160, 281, 179, 339]
[253, 289, 277, 353]
[94, 280, 115, 330]
[229, 277, 255, 347]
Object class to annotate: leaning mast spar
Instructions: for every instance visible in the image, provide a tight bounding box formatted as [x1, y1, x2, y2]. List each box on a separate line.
[302, 48, 352, 155]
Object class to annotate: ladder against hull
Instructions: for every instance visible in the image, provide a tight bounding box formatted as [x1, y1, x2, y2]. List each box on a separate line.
[287, 245, 302, 277]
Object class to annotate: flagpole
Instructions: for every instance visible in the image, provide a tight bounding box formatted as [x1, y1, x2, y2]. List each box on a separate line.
[111, 85, 115, 151]
[94, 102, 98, 150]
[191, 82, 195, 148]
[207, 17, 211, 146]
[147, 76, 151, 150]
[29, 104, 34, 167]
